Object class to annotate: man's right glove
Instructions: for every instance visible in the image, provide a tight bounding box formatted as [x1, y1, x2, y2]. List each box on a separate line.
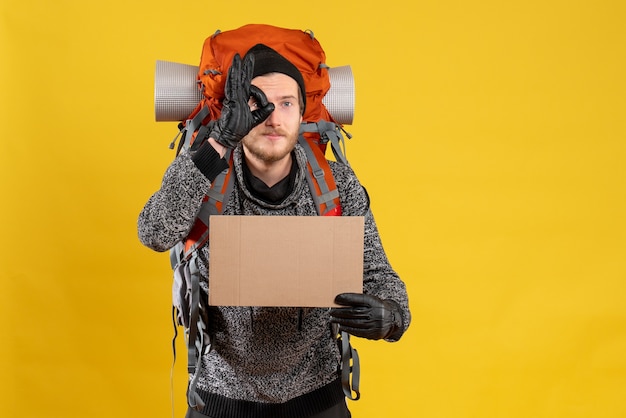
[210, 53, 275, 148]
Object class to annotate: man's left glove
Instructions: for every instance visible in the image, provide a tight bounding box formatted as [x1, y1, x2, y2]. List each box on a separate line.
[209, 53, 275, 148]
[330, 293, 405, 341]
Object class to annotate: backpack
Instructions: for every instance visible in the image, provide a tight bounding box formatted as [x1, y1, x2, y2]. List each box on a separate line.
[162, 24, 360, 411]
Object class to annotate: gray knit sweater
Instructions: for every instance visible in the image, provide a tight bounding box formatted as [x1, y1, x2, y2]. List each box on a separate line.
[138, 144, 410, 417]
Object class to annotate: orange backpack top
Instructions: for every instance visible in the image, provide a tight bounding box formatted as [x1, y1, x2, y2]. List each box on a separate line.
[197, 24, 333, 126]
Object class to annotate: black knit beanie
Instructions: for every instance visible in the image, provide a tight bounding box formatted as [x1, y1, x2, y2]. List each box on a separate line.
[244, 43, 306, 112]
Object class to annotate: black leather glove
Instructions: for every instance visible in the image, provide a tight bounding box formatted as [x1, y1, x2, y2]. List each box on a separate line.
[330, 293, 405, 341]
[210, 53, 275, 148]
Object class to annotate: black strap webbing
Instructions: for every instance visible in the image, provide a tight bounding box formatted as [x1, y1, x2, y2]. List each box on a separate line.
[340, 331, 360, 400]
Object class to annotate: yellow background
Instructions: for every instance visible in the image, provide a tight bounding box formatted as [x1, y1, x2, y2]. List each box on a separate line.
[1, 0, 625, 417]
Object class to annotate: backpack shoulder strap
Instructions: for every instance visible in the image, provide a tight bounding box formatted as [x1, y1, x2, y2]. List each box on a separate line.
[169, 149, 235, 412]
[180, 149, 235, 260]
[298, 134, 361, 401]
[298, 135, 342, 216]
[300, 120, 351, 166]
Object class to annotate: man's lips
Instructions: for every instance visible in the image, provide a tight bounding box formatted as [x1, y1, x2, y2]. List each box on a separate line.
[261, 130, 286, 140]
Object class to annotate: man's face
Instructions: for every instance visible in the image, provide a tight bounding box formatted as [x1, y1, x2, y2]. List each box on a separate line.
[242, 73, 303, 164]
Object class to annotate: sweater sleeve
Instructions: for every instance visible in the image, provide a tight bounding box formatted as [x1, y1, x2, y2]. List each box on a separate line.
[137, 146, 229, 252]
[332, 161, 411, 341]
[191, 140, 230, 180]
[361, 208, 411, 341]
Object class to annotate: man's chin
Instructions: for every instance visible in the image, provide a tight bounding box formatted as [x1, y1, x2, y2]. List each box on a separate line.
[243, 142, 290, 164]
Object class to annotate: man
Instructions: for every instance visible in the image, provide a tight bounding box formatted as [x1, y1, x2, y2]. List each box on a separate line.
[138, 43, 411, 418]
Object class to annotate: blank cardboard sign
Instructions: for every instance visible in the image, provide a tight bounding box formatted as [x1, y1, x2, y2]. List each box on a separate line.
[208, 216, 364, 307]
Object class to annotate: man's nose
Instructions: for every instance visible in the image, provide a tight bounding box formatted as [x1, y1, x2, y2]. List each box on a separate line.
[264, 106, 280, 125]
